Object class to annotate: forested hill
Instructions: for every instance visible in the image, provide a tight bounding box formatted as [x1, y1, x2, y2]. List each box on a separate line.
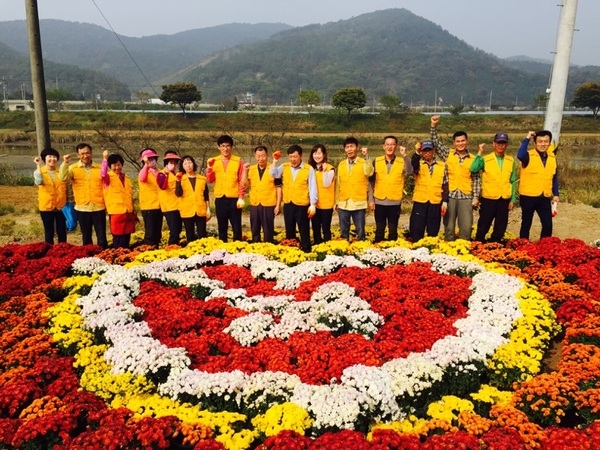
[0, 41, 129, 101]
[0, 20, 292, 92]
[186, 8, 550, 106]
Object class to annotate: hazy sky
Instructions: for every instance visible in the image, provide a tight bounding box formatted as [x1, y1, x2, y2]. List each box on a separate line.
[5, 0, 599, 66]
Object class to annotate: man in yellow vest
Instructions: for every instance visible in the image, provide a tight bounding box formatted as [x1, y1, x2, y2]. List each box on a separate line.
[470, 132, 518, 243]
[430, 115, 481, 240]
[336, 137, 374, 240]
[270, 144, 317, 252]
[242, 145, 282, 243]
[60, 143, 108, 248]
[206, 135, 246, 242]
[517, 130, 559, 240]
[409, 140, 448, 242]
[369, 135, 413, 242]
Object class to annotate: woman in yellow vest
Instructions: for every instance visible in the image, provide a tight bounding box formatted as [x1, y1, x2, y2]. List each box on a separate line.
[138, 148, 164, 247]
[34, 147, 67, 244]
[101, 151, 135, 248]
[308, 144, 335, 244]
[159, 150, 183, 245]
[409, 140, 449, 242]
[175, 155, 211, 243]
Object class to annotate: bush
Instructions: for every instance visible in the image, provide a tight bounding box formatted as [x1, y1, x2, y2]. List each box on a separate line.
[0, 163, 34, 186]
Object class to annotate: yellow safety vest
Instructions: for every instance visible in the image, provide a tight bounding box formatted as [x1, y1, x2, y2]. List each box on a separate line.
[178, 174, 208, 218]
[446, 151, 473, 195]
[139, 170, 161, 210]
[158, 171, 179, 212]
[315, 163, 335, 209]
[481, 154, 514, 200]
[519, 150, 556, 197]
[70, 163, 105, 208]
[337, 158, 369, 202]
[38, 167, 67, 211]
[282, 163, 310, 206]
[413, 161, 445, 204]
[248, 164, 277, 207]
[213, 155, 241, 198]
[103, 172, 134, 215]
[373, 156, 405, 202]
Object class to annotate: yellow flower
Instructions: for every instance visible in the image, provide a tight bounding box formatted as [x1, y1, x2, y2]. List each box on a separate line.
[252, 402, 313, 437]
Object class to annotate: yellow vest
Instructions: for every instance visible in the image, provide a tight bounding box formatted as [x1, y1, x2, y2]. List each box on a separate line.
[38, 167, 67, 211]
[282, 163, 310, 206]
[103, 172, 134, 215]
[413, 161, 445, 204]
[178, 174, 208, 218]
[373, 156, 405, 202]
[315, 163, 335, 209]
[213, 155, 241, 198]
[447, 151, 473, 195]
[337, 158, 369, 202]
[248, 164, 277, 207]
[139, 170, 161, 210]
[481, 154, 514, 200]
[158, 171, 179, 212]
[519, 150, 557, 197]
[70, 163, 105, 208]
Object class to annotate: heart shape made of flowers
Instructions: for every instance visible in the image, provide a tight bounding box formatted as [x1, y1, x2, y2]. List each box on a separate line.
[64, 246, 535, 430]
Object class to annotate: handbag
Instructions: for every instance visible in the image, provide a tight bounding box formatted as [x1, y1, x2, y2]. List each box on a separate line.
[61, 202, 78, 232]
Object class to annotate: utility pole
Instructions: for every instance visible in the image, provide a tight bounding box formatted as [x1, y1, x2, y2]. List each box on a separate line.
[25, 0, 51, 154]
[544, 0, 578, 145]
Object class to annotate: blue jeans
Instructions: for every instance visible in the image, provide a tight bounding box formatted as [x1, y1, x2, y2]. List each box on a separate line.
[338, 208, 366, 240]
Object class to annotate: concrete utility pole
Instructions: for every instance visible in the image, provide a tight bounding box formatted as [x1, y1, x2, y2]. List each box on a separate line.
[25, 0, 51, 154]
[544, 0, 578, 145]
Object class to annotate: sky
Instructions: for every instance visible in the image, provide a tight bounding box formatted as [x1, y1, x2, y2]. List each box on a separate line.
[4, 0, 600, 66]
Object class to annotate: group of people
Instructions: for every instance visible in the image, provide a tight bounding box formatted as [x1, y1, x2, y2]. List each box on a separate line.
[34, 124, 559, 249]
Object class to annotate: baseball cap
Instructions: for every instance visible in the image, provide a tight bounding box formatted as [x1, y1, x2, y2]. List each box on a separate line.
[493, 132, 509, 143]
[421, 140, 434, 151]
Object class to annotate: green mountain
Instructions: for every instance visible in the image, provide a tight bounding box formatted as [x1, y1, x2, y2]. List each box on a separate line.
[0, 41, 129, 101]
[186, 9, 553, 106]
[0, 20, 292, 93]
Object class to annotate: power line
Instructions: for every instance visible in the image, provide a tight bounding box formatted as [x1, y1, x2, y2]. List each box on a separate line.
[90, 0, 160, 97]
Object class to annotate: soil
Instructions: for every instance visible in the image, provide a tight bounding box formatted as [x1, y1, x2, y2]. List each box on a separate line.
[2, 185, 600, 245]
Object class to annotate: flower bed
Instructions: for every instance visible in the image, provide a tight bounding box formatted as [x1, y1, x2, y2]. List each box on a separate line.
[1, 237, 600, 448]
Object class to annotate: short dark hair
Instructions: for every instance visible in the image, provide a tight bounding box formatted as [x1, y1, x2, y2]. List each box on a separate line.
[382, 136, 398, 144]
[343, 137, 359, 147]
[308, 144, 328, 168]
[534, 130, 553, 142]
[179, 155, 197, 172]
[40, 147, 59, 162]
[287, 144, 303, 155]
[254, 145, 268, 154]
[107, 153, 124, 166]
[453, 131, 468, 140]
[76, 143, 92, 153]
[217, 135, 234, 146]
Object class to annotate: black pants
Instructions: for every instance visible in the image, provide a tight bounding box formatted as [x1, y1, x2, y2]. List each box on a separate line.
[163, 210, 182, 245]
[475, 198, 510, 243]
[374, 204, 401, 242]
[283, 202, 311, 252]
[409, 201, 441, 242]
[112, 234, 131, 249]
[519, 195, 552, 240]
[40, 210, 67, 244]
[141, 209, 163, 247]
[311, 208, 333, 244]
[215, 197, 242, 242]
[250, 205, 275, 243]
[182, 215, 207, 243]
[78, 210, 108, 248]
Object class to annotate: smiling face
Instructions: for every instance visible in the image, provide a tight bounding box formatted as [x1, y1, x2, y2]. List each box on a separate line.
[493, 141, 508, 157]
[453, 135, 468, 153]
[534, 135, 551, 153]
[288, 150, 302, 168]
[254, 149, 268, 168]
[219, 142, 233, 159]
[383, 138, 397, 159]
[110, 161, 123, 175]
[312, 148, 325, 165]
[421, 147, 434, 163]
[77, 146, 92, 166]
[344, 143, 358, 160]
[44, 153, 58, 169]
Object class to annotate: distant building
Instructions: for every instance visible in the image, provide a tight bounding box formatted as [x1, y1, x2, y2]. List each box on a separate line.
[6, 100, 33, 111]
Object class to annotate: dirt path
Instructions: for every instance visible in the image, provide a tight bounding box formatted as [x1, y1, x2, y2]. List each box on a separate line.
[1, 185, 599, 245]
